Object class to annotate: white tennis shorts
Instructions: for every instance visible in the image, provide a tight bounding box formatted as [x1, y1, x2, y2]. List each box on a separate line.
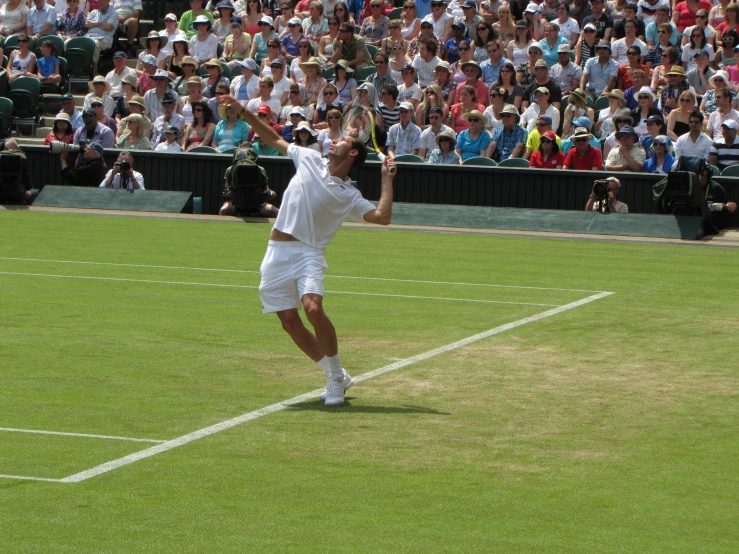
[259, 240, 328, 314]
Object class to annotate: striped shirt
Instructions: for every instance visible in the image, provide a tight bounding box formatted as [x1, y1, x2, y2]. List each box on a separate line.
[710, 137, 739, 169]
[378, 102, 401, 129]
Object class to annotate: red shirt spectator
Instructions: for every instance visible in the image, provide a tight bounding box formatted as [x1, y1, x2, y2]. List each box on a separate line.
[563, 143, 604, 170]
[673, 1, 712, 32]
[529, 150, 565, 168]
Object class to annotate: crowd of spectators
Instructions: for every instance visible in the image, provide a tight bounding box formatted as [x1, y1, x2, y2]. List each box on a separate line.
[2, 0, 739, 174]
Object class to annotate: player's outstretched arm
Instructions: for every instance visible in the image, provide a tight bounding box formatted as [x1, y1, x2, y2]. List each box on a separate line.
[363, 158, 396, 226]
[217, 94, 290, 156]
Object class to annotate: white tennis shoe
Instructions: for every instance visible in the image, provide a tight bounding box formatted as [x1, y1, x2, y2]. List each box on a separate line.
[321, 370, 353, 406]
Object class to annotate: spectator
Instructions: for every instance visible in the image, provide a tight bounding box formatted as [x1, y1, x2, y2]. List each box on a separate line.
[283, 18, 306, 62]
[116, 95, 151, 140]
[0, 1, 29, 40]
[650, 45, 680, 91]
[317, 108, 347, 156]
[523, 114, 561, 159]
[575, 23, 599, 69]
[643, 134, 675, 173]
[585, 176, 629, 212]
[707, 71, 736, 122]
[550, 43, 582, 94]
[182, 101, 216, 150]
[246, 76, 282, 116]
[60, 141, 107, 187]
[57, 0, 87, 40]
[212, 0, 236, 41]
[173, 56, 199, 95]
[612, 19, 647, 65]
[666, 90, 696, 140]
[214, 102, 251, 151]
[617, 45, 647, 92]
[249, 15, 278, 65]
[474, 20, 496, 62]
[529, 130, 564, 168]
[418, 106, 455, 159]
[659, 65, 692, 117]
[291, 120, 320, 151]
[179, 76, 206, 124]
[106, 51, 136, 99]
[100, 150, 144, 189]
[279, 82, 315, 123]
[646, 22, 681, 70]
[361, 0, 389, 46]
[595, 89, 625, 137]
[85, 0, 118, 72]
[116, 113, 149, 149]
[640, 113, 670, 150]
[408, 18, 438, 60]
[331, 22, 374, 70]
[190, 16, 219, 64]
[459, 1, 483, 42]
[554, 2, 580, 46]
[685, 50, 713, 95]
[0, 139, 33, 205]
[482, 85, 509, 131]
[427, 131, 461, 163]
[706, 87, 739, 140]
[522, 58, 563, 110]
[581, 40, 619, 97]
[74, 108, 116, 147]
[91, 96, 117, 135]
[582, 0, 613, 41]
[682, 28, 715, 73]
[487, 104, 528, 161]
[179, 0, 215, 40]
[423, 0, 452, 44]
[674, 110, 712, 166]
[222, 16, 252, 65]
[516, 42, 543, 87]
[561, 88, 594, 138]
[449, 84, 485, 133]
[493, 62, 522, 110]
[35, 39, 61, 86]
[160, 13, 187, 58]
[27, 0, 57, 40]
[230, 58, 260, 102]
[563, 126, 604, 168]
[6, 33, 36, 84]
[137, 30, 168, 71]
[709, 119, 739, 170]
[630, 85, 660, 135]
[602, 107, 633, 156]
[303, 3, 328, 44]
[480, 38, 510, 85]
[288, 36, 313, 81]
[243, 0, 265, 38]
[84, 75, 115, 117]
[646, 6, 678, 48]
[622, 69, 647, 109]
[60, 93, 83, 130]
[44, 112, 75, 145]
[113, 0, 142, 56]
[613, 3, 644, 39]
[313, 82, 344, 128]
[412, 37, 441, 87]
[368, 52, 397, 94]
[386, 101, 421, 157]
[444, 21, 469, 65]
[507, 20, 534, 68]
[144, 69, 178, 121]
[715, 5, 739, 44]
[605, 124, 645, 171]
[332, 58, 358, 105]
[137, 53, 158, 95]
[260, 37, 287, 78]
[520, 86, 560, 133]
[521, 3, 545, 42]
[395, 63, 421, 107]
[399, 1, 421, 42]
[454, 109, 491, 160]
[539, 21, 568, 66]
[151, 92, 185, 148]
[682, 8, 716, 49]
[453, 60, 489, 106]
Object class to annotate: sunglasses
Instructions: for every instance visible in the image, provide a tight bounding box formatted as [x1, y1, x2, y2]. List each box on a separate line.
[268, 44, 278, 48]
[327, 115, 340, 119]
[431, 2, 444, 6]
[459, 47, 470, 51]
[500, 113, 515, 117]
[489, 93, 499, 98]
[299, 44, 310, 48]
[574, 137, 588, 143]
[476, 27, 487, 31]
[439, 138, 451, 142]
[646, 121, 659, 125]
[696, 14, 707, 18]
[658, 30, 667, 34]
[193, 108, 204, 112]
[638, 95, 651, 100]
[215, 91, 226, 95]
[628, 51, 640, 55]
[500, 68, 512, 73]
[653, 142, 666, 146]
[584, 28, 595, 32]
[324, 91, 336, 95]
[540, 138, 552, 143]
[536, 122, 548, 126]
[18, 39, 29, 43]
[467, 118, 481, 122]
[428, 115, 441, 119]
[679, 98, 692, 102]
[328, 21, 338, 25]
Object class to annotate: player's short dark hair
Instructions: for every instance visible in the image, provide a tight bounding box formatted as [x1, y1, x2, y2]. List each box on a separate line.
[348, 137, 367, 169]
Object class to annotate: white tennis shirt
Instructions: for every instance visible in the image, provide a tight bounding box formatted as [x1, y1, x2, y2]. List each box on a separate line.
[273, 144, 376, 250]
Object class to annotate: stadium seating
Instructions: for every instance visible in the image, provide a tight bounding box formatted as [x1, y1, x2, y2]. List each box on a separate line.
[8, 77, 41, 135]
[462, 156, 497, 166]
[3, 35, 36, 56]
[0, 97, 13, 138]
[393, 154, 424, 163]
[720, 165, 739, 177]
[64, 37, 96, 90]
[188, 146, 218, 153]
[593, 96, 610, 111]
[355, 66, 377, 84]
[33, 36, 65, 59]
[498, 157, 530, 168]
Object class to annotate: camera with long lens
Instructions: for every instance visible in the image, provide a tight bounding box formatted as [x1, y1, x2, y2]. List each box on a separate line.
[49, 141, 84, 155]
[593, 180, 610, 201]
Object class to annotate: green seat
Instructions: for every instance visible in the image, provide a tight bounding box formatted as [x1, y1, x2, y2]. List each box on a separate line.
[323, 65, 334, 81]
[220, 147, 238, 154]
[593, 95, 610, 111]
[188, 146, 218, 153]
[389, 7, 403, 19]
[709, 164, 722, 177]
[462, 156, 497, 166]
[355, 66, 376, 84]
[366, 151, 382, 161]
[366, 45, 379, 58]
[3, 35, 36, 56]
[33, 35, 65, 58]
[720, 164, 739, 177]
[64, 37, 96, 89]
[498, 157, 530, 168]
[217, 42, 224, 58]
[9, 77, 40, 135]
[393, 154, 424, 163]
[0, 97, 13, 137]
[229, 64, 244, 80]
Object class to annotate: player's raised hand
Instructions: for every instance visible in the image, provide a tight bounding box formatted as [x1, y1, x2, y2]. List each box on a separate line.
[382, 157, 397, 178]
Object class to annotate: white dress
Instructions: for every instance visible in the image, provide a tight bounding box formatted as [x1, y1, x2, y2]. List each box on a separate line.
[0, 2, 28, 33]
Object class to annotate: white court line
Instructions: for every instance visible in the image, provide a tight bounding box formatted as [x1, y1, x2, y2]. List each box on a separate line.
[51, 291, 613, 484]
[0, 474, 65, 483]
[0, 257, 601, 293]
[0, 427, 165, 444]
[0, 272, 559, 307]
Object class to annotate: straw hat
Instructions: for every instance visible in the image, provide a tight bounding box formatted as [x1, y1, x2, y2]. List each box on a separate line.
[90, 96, 104, 106]
[141, 30, 167, 48]
[88, 75, 110, 92]
[612, 108, 633, 124]
[606, 89, 625, 103]
[665, 65, 685, 77]
[499, 104, 520, 120]
[462, 109, 485, 122]
[128, 95, 145, 107]
[569, 88, 587, 104]
[571, 126, 593, 140]
[460, 60, 482, 77]
[335, 59, 354, 75]
[181, 56, 199, 69]
[121, 73, 138, 88]
[186, 75, 207, 90]
[55, 112, 71, 123]
[204, 58, 223, 74]
[435, 130, 457, 148]
[299, 57, 322, 75]
[218, 102, 238, 121]
[295, 120, 317, 136]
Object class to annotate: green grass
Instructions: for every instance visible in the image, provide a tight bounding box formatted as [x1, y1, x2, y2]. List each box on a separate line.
[0, 211, 737, 553]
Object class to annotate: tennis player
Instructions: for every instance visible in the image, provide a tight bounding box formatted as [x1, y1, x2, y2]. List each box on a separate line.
[218, 95, 397, 406]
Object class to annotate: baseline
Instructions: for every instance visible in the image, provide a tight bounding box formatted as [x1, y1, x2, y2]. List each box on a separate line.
[0, 427, 166, 444]
[51, 291, 614, 484]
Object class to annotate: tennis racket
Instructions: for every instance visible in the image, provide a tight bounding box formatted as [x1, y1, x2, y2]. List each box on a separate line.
[340, 105, 396, 172]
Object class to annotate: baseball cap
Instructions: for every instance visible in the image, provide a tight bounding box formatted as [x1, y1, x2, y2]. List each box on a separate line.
[721, 120, 739, 129]
[534, 59, 548, 68]
[270, 58, 284, 67]
[113, 51, 127, 59]
[516, 20, 528, 29]
[535, 86, 550, 95]
[161, 91, 177, 104]
[237, 58, 258, 71]
[596, 40, 612, 51]
[557, 44, 572, 54]
[141, 53, 157, 66]
[462, 0, 476, 8]
[82, 108, 96, 117]
[524, 3, 539, 14]
[257, 104, 272, 115]
[451, 21, 464, 29]
[399, 102, 414, 111]
[646, 115, 663, 125]
[164, 13, 177, 21]
[164, 125, 179, 134]
[537, 115, 552, 125]
[88, 142, 104, 156]
[90, 97, 103, 106]
[420, 19, 433, 27]
[401, 63, 414, 72]
[615, 125, 638, 137]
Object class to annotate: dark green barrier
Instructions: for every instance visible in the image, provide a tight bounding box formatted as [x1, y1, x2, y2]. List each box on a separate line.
[22, 146, 739, 225]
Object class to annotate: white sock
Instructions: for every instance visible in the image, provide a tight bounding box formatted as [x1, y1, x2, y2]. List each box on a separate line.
[327, 354, 343, 379]
[317, 356, 332, 377]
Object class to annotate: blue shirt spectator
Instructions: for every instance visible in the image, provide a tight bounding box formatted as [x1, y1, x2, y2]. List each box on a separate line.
[455, 128, 491, 160]
[538, 35, 568, 67]
[427, 148, 461, 164]
[491, 123, 528, 161]
[583, 54, 619, 96]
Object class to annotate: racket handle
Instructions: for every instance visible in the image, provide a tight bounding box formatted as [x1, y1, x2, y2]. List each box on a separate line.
[376, 152, 397, 173]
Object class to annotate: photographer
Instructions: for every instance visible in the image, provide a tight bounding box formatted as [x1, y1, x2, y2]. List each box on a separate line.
[100, 151, 145, 190]
[219, 146, 278, 217]
[0, 139, 34, 205]
[586, 177, 629, 213]
[60, 141, 107, 187]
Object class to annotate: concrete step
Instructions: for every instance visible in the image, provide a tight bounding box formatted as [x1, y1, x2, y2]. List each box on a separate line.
[36, 126, 53, 138]
[16, 136, 46, 146]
